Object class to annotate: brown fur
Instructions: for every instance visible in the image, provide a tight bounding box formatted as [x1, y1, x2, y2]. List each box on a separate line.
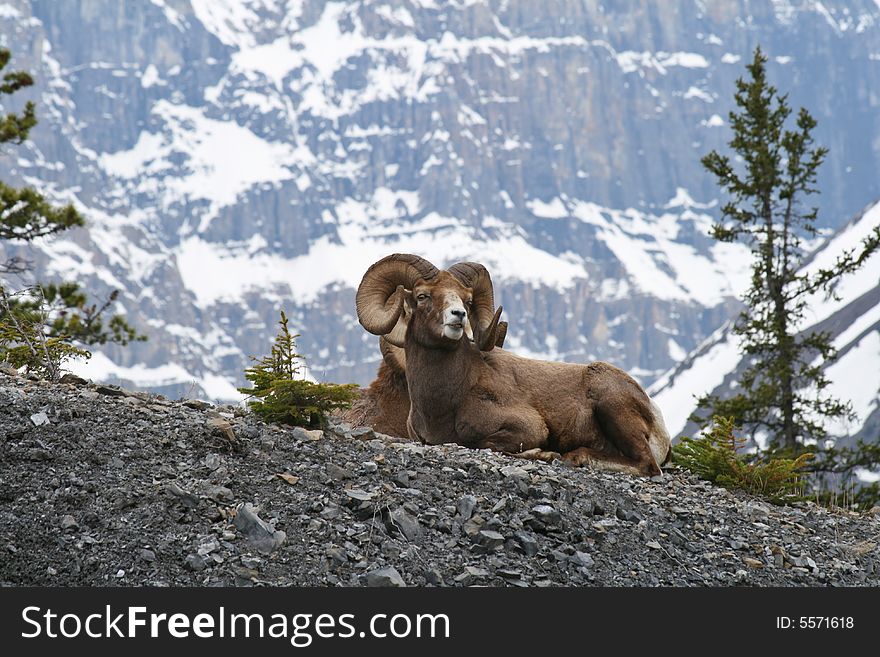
[344, 321, 511, 441]
[399, 273, 671, 477]
[341, 340, 412, 439]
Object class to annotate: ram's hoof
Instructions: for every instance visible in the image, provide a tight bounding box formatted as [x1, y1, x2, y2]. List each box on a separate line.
[514, 448, 561, 462]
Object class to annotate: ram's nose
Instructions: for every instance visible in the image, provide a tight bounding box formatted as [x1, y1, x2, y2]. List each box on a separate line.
[450, 309, 466, 321]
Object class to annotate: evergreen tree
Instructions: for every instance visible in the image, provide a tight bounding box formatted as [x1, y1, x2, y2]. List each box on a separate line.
[694, 47, 880, 451]
[0, 48, 82, 243]
[1, 48, 144, 376]
[239, 312, 358, 428]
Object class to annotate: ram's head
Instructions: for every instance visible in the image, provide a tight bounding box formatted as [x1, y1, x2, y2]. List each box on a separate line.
[356, 254, 504, 351]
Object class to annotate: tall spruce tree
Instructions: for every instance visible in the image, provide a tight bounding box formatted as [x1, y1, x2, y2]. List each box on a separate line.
[1, 48, 144, 375]
[694, 47, 880, 451]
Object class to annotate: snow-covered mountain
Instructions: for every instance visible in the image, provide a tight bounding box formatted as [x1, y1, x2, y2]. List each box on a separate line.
[650, 200, 880, 443]
[1, 0, 879, 424]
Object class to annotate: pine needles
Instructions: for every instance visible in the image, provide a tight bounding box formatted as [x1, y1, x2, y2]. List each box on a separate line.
[673, 416, 814, 504]
[238, 312, 358, 429]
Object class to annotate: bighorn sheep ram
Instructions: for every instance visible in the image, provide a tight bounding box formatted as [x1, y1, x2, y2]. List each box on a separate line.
[343, 328, 508, 439]
[355, 253, 672, 476]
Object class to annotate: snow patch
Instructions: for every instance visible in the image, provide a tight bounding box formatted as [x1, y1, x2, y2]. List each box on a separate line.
[99, 101, 303, 228]
[615, 50, 709, 74]
[823, 331, 880, 436]
[65, 352, 244, 399]
[665, 187, 713, 210]
[684, 86, 713, 102]
[140, 64, 163, 88]
[527, 197, 567, 219]
[571, 201, 751, 306]
[650, 325, 741, 437]
[799, 203, 880, 327]
[667, 338, 687, 362]
[175, 202, 590, 307]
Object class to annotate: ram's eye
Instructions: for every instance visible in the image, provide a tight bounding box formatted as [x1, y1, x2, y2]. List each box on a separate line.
[416, 293, 429, 301]
[465, 299, 473, 307]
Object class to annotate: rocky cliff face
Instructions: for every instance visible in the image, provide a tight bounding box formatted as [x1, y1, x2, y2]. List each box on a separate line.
[1, 1, 879, 405]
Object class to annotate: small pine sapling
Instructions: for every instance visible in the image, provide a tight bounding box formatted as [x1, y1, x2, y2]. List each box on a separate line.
[239, 312, 358, 428]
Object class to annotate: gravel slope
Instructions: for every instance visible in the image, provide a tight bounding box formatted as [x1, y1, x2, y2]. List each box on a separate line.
[1, 371, 878, 587]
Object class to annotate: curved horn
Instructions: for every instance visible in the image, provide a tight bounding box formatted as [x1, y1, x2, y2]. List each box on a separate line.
[356, 254, 439, 336]
[448, 261, 497, 350]
[477, 306, 503, 351]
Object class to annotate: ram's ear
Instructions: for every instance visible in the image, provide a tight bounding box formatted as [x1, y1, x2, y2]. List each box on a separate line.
[403, 288, 416, 311]
[383, 290, 412, 348]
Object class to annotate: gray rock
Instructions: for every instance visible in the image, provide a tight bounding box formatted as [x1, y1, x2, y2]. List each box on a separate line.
[326, 463, 353, 480]
[424, 569, 444, 586]
[531, 504, 562, 525]
[326, 546, 349, 568]
[513, 531, 539, 557]
[166, 483, 199, 508]
[206, 417, 236, 444]
[465, 566, 490, 577]
[197, 537, 220, 556]
[30, 412, 50, 427]
[203, 484, 234, 503]
[744, 502, 771, 524]
[59, 515, 79, 532]
[616, 502, 643, 522]
[292, 427, 323, 441]
[344, 489, 375, 502]
[463, 515, 485, 538]
[473, 530, 505, 550]
[232, 503, 287, 555]
[386, 507, 422, 542]
[457, 494, 477, 520]
[96, 385, 127, 397]
[240, 556, 263, 569]
[500, 465, 529, 479]
[183, 399, 212, 410]
[572, 551, 595, 568]
[364, 566, 406, 587]
[184, 554, 207, 571]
